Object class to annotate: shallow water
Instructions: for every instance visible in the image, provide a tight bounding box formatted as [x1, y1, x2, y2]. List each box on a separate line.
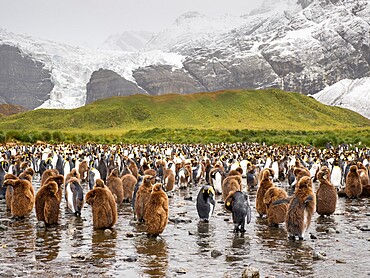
[0, 176, 369, 278]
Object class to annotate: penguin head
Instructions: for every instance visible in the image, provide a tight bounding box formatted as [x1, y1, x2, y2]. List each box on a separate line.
[297, 176, 312, 190]
[94, 179, 105, 188]
[152, 183, 163, 192]
[224, 191, 235, 211]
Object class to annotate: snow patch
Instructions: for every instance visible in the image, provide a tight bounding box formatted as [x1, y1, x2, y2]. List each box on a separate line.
[312, 77, 370, 119]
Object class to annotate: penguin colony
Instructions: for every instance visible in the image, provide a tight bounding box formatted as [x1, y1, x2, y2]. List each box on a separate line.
[0, 142, 369, 241]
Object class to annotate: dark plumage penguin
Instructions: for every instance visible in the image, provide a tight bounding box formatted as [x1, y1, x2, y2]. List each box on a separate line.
[97, 156, 108, 182]
[65, 177, 84, 216]
[0, 161, 6, 199]
[246, 164, 258, 188]
[55, 154, 64, 176]
[225, 191, 252, 233]
[287, 165, 295, 186]
[131, 175, 143, 214]
[196, 185, 216, 222]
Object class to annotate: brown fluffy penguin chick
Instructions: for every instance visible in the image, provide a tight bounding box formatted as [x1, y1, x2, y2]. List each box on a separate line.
[44, 174, 64, 205]
[125, 157, 139, 179]
[78, 160, 89, 183]
[143, 168, 156, 177]
[316, 167, 337, 216]
[256, 168, 275, 217]
[357, 162, 370, 197]
[85, 185, 117, 229]
[345, 165, 362, 198]
[106, 168, 124, 204]
[40, 169, 59, 186]
[263, 187, 289, 226]
[222, 175, 242, 202]
[144, 183, 169, 238]
[121, 173, 137, 202]
[228, 167, 243, 177]
[134, 175, 155, 222]
[35, 181, 60, 225]
[285, 176, 316, 240]
[9, 178, 35, 219]
[22, 167, 35, 180]
[94, 179, 106, 188]
[4, 173, 17, 211]
[293, 167, 311, 185]
[163, 168, 175, 192]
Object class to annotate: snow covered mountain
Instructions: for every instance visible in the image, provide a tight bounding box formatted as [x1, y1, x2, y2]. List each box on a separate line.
[0, 28, 183, 109]
[0, 0, 369, 119]
[99, 31, 154, 52]
[143, 11, 248, 54]
[313, 77, 370, 119]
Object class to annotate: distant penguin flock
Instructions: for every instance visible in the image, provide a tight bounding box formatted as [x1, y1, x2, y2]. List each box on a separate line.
[0, 142, 368, 241]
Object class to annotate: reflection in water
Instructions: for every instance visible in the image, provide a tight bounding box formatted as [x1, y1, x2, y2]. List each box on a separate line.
[12, 219, 35, 258]
[196, 221, 215, 251]
[135, 236, 168, 278]
[316, 215, 337, 234]
[231, 233, 248, 249]
[65, 213, 85, 248]
[91, 229, 117, 261]
[35, 227, 61, 262]
[255, 216, 314, 276]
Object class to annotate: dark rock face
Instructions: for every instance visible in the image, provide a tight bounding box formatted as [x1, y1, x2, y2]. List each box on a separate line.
[0, 45, 53, 109]
[133, 65, 207, 95]
[85, 69, 146, 104]
[182, 53, 280, 92]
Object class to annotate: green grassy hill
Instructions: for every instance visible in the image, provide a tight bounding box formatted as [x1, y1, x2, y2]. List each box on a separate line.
[0, 89, 369, 145]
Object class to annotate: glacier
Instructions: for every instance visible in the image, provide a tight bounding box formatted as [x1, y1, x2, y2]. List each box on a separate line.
[0, 28, 184, 109]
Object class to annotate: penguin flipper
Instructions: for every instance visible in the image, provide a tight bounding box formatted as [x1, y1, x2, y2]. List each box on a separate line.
[272, 198, 290, 205]
[304, 195, 314, 204]
[244, 193, 252, 224]
[246, 205, 252, 224]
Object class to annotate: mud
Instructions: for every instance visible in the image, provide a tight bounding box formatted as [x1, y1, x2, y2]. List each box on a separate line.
[0, 176, 369, 277]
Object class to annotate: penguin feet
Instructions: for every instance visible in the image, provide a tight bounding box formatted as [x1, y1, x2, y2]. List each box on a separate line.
[147, 233, 159, 239]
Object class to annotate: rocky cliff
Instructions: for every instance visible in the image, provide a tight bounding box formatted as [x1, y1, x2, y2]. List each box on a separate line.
[0, 44, 53, 109]
[86, 69, 145, 104]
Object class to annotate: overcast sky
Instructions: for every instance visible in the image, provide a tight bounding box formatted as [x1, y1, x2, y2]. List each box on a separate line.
[0, 0, 261, 47]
